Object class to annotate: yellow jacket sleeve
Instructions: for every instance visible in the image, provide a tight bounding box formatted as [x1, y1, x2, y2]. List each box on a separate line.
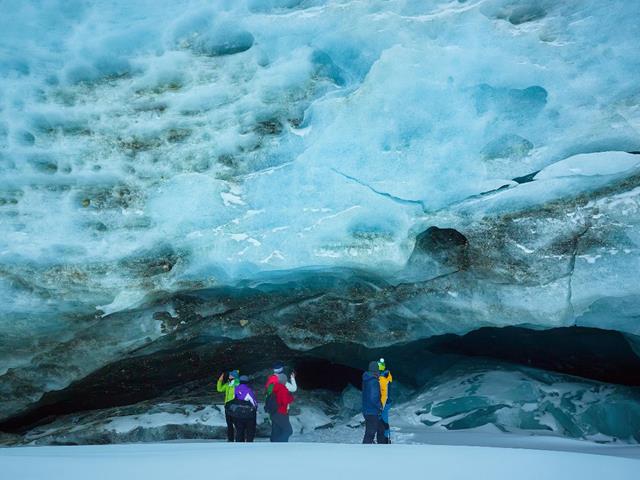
[216, 378, 226, 393]
[379, 372, 393, 406]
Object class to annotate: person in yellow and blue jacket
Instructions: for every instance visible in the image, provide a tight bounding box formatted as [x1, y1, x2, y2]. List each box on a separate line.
[217, 370, 240, 441]
[362, 361, 384, 443]
[378, 358, 393, 443]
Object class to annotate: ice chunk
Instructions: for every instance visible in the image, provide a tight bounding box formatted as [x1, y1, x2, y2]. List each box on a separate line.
[535, 152, 640, 180]
[406, 362, 640, 442]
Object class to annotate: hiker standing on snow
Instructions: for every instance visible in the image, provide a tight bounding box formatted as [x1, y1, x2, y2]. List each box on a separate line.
[229, 375, 258, 442]
[265, 361, 297, 394]
[217, 370, 240, 442]
[378, 358, 393, 444]
[269, 373, 294, 442]
[362, 361, 386, 444]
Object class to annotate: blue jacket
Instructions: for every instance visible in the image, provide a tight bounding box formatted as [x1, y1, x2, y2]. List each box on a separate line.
[362, 371, 382, 415]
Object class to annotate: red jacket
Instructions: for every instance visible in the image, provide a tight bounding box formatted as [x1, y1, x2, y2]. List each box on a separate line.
[273, 382, 294, 415]
[265, 374, 278, 389]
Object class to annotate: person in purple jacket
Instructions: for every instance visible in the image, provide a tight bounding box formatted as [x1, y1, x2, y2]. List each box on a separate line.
[229, 375, 258, 442]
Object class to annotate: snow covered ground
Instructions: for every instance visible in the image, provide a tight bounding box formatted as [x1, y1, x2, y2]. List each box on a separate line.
[1, 440, 639, 480]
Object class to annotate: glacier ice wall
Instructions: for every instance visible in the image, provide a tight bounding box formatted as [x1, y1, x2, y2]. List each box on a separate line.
[2, 0, 640, 308]
[1, 0, 640, 423]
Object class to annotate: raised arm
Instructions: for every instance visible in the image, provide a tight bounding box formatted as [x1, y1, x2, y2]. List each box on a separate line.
[286, 372, 297, 392]
[216, 373, 226, 393]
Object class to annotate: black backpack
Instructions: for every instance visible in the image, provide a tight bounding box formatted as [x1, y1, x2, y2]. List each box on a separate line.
[264, 392, 278, 415]
[228, 399, 257, 419]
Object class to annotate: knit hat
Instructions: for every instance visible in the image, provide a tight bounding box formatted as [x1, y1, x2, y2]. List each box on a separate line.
[273, 361, 284, 374]
[368, 361, 379, 373]
[277, 373, 288, 385]
[239, 375, 249, 383]
[229, 370, 239, 379]
[377, 358, 386, 371]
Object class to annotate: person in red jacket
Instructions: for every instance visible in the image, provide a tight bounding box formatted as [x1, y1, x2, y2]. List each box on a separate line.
[270, 373, 294, 442]
[265, 361, 297, 394]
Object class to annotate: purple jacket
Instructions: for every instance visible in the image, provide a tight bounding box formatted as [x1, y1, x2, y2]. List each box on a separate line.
[235, 384, 258, 407]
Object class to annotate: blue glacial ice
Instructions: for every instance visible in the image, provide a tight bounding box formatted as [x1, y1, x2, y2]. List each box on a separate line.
[2, 0, 639, 291]
[405, 361, 640, 443]
[1, 0, 640, 426]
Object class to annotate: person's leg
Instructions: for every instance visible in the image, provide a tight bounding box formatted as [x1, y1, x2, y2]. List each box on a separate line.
[375, 415, 387, 444]
[270, 414, 280, 442]
[362, 415, 377, 444]
[272, 413, 290, 442]
[234, 418, 247, 442]
[247, 412, 257, 442]
[271, 413, 282, 442]
[381, 404, 391, 444]
[225, 406, 235, 442]
[380, 420, 390, 443]
[282, 415, 293, 442]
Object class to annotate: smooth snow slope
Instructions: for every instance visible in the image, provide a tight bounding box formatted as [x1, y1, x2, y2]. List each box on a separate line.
[1, 442, 639, 480]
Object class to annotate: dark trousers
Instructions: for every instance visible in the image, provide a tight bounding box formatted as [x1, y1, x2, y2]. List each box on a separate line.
[270, 413, 293, 442]
[381, 403, 391, 443]
[363, 414, 387, 444]
[232, 413, 257, 442]
[224, 404, 235, 442]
